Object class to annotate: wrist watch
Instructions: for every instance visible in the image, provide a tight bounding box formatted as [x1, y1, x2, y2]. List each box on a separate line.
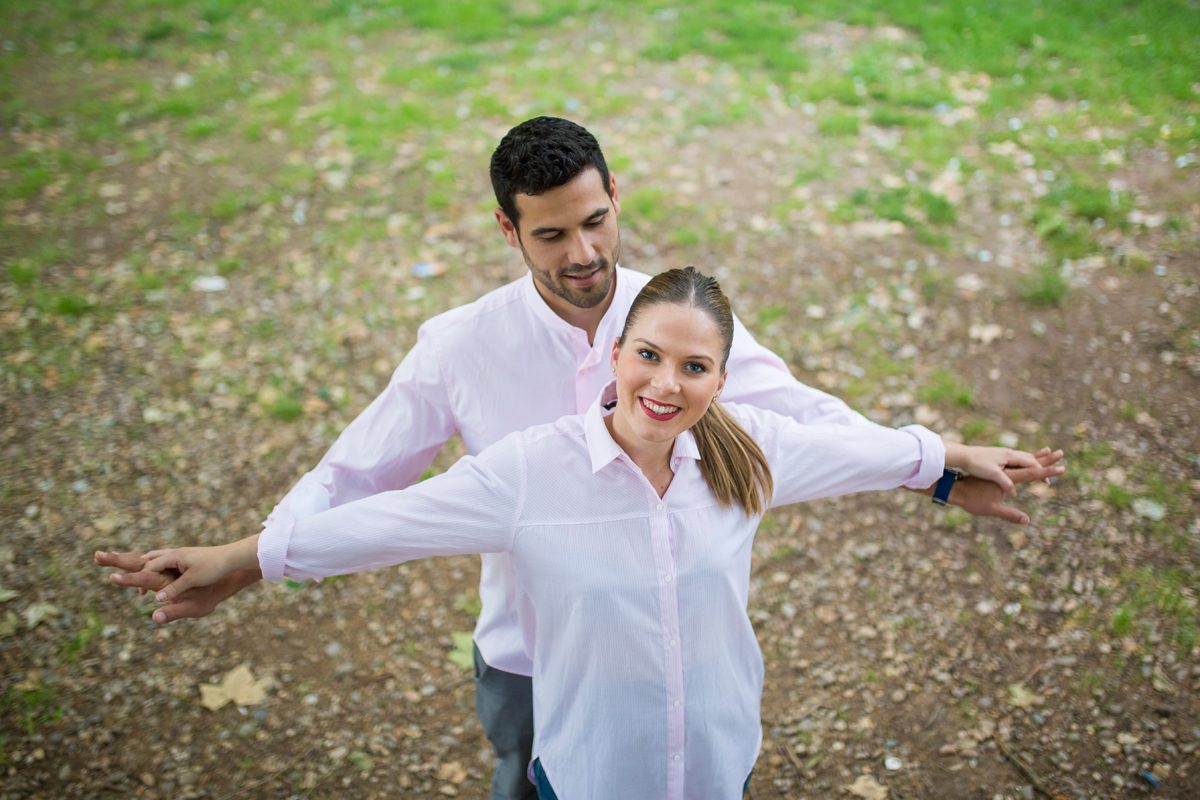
[932, 468, 964, 506]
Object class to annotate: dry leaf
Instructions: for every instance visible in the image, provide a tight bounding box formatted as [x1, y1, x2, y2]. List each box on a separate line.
[1008, 683, 1042, 708]
[199, 664, 269, 710]
[846, 773, 888, 799]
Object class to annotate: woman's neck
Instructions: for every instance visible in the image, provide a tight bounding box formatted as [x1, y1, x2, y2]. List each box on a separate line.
[603, 413, 674, 483]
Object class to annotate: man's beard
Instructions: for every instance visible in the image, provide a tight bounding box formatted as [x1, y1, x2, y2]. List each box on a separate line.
[525, 238, 620, 310]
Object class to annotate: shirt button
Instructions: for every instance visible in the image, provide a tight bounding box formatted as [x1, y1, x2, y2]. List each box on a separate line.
[673, 753, 682, 762]
[668, 639, 677, 647]
[663, 574, 672, 583]
[655, 502, 664, 511]
[673, 699, 681, 708]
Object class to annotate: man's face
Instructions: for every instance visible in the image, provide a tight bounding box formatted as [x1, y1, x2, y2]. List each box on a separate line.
[496, 167, 622, 315]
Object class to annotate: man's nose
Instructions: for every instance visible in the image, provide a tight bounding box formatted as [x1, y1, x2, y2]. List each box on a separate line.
[567, 230, 597, 267]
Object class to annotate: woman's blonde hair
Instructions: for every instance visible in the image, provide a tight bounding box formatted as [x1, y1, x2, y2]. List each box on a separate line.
[619, 267, 773, 515]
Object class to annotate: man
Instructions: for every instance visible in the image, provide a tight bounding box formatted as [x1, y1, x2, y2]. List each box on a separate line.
[99, 117, 1062, 800]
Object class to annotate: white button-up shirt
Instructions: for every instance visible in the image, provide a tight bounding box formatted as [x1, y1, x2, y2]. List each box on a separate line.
[259, 386, 943, 800]
[260, 266, 875, 675]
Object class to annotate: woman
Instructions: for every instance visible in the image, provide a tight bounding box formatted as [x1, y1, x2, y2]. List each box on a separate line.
[133, 267, 1054, 800]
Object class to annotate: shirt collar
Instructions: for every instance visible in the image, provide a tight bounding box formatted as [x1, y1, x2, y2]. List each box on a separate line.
[583, 381, 702, 474]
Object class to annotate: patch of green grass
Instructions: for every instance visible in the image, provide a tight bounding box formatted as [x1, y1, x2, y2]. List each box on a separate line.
[917, 190, 956, 225]
[3, 682, 62, 736]
[817, 111, 860, 137]
[918, 368, 974, 408]
[267, 395, 303, 423]
[960, 418, 993, 441]
[1100, 483, 1133, 510]
[39, 292, 93, 317]
[1019, 262, 1069, 308]
[184, 116, 222, 139]
[870, 106, 927, 128]
[62, 611, 104, 662]
[757, 305, 787, 326]
[6, 259, 39, 287]
[454, 593, 483, 617]
[1111, 567, 1200, 655]
[623, 187, 672, 226]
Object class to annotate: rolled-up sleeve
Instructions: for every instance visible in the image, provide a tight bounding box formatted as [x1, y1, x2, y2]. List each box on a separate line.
[726, 404, 945, 509]
[259, 431, 526, 582]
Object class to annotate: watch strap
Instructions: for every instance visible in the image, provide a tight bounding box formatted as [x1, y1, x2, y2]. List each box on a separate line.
[932, 468, 961, 506]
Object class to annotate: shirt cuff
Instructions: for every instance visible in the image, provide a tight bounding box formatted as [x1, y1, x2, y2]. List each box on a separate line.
[257, 509, 294, 583]
[898, 424, 946, 490]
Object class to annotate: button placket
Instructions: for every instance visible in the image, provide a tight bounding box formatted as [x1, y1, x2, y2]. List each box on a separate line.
[647, 497, 686, 798]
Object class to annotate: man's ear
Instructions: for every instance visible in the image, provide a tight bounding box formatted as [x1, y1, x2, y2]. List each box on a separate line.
[495, 208, 521, 250]
[608, 171, 621, 215]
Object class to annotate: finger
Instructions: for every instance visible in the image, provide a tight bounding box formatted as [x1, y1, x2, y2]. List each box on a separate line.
[154, 571, 195, 602]
[1004, 449, 1040, 470]
[1034, 448, 1064, 467]
[985, 467, 1017, 496]
[151, 595, 210, 625]
[93, 550, 149, 572]
[986, 502, 1030, 525]
[144, 553, 182, 574]
[109, 570, 172, 592]
[1005, 464, 1066, 485]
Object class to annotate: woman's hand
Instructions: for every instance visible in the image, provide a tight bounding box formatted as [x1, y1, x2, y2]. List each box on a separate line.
[943, 442, 1055, 495]
[140, 535, 261, 608]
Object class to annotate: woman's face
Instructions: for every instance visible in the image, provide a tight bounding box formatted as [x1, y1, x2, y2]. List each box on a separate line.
[609, 302, 727, 454]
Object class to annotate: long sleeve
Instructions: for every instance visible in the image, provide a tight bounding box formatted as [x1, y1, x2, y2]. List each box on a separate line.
[258, 431, 526, 582]
[726, 404, 945, 509]
[259, 331, 458, 544]
[722, 313, 872, 427]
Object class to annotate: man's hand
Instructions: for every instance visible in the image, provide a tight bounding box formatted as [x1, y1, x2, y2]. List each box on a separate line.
[944, 447, 1064, 525]
[94, 549, 262, 625]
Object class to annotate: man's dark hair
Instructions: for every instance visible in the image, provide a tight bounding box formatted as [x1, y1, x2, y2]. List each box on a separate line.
[490, 116, 611, 231]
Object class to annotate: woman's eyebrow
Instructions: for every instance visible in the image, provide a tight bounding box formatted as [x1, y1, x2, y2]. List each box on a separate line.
[633, 338, 715, 364]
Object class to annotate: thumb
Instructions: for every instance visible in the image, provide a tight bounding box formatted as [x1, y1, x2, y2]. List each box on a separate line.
[154, 570, 196, 603]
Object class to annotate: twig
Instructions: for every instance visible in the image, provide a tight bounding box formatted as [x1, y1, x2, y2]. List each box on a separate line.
[993, 734, 1067, 800]
[777, 740, 805, 779]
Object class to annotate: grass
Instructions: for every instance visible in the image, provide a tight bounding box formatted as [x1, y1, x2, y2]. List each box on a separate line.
[918, 368, 974, 408]
[3, 682, 62, 736]
[1019, 263, 1069, 307]
[62, 611, 104, 662]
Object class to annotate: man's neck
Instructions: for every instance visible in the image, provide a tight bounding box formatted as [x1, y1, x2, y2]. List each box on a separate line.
[533, 272, 617, 346]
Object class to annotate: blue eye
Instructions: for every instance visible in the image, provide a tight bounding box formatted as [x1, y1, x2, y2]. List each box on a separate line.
[637, 349, 657, 361]
[684, 362, 706, 374]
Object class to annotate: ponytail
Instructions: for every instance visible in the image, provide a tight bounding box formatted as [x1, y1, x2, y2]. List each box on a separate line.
[691, 401, 773, 516]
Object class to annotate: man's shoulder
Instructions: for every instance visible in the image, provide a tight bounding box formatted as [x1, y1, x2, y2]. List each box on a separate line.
[419, 273, 529, 338]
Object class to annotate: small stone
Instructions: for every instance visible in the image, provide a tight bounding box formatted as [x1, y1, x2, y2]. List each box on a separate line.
[1132, 498, 1166, 521]
[191, 275, 228, 292]
[884, 756, 902, 770]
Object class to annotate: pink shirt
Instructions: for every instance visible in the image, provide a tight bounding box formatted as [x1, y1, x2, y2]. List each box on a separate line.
[260, 266, 875, 675]
[259, 384, 944, 800]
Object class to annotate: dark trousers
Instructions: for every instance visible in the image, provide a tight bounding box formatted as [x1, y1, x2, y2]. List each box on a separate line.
[474, 643, 537, 800]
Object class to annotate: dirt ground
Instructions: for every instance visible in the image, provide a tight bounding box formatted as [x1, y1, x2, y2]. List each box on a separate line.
[2, 14, 1199, 800]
